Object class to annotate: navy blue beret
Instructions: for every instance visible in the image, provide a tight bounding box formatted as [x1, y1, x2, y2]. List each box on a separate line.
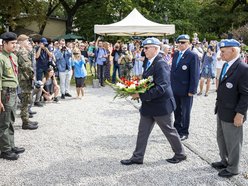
[142, 37, 161, 46]
[176, 34, 190, 43]
[219, 39, 241, 48]
[0, 32, 17, 41]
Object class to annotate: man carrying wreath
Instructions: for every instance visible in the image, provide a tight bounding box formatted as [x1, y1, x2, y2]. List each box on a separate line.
[121, 37, 186, 165]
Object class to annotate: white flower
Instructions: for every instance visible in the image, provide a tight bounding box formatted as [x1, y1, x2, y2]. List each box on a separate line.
[128, 84, 136, 90]
[139, 79, 146, 84]
[116, 82, 126, 89]
[147, 76, 153, 82]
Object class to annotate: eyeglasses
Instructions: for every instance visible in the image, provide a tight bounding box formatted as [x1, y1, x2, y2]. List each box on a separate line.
[178, 41, 186, 44]
[144, 46, 154, 50]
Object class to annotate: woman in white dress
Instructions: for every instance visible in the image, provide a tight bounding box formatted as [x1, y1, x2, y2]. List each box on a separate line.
[133, 45, 144, 78]
[215, 49, 225, 91]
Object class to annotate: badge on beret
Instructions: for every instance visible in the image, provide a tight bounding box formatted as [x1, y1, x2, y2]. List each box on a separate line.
[220, 42, 225, 47]
[147, 39, 152, 44]
[226, 82, 233, 89]
[182, 65, 187, 70]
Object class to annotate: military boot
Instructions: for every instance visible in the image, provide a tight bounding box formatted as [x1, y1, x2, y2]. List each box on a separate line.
[22, 122, 38, 130]
[0, 150, 19, 160]
[28, 121, 38, 126]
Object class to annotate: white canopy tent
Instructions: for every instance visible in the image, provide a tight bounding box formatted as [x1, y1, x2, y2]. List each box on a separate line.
[94, 8, 175, 36]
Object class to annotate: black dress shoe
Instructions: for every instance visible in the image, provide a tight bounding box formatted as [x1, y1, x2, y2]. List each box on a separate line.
[0, 151, 19, 160]
[166, 155, 187, 164]
[65, 93, 72, 97]
[12, 147, 25, 154]
[218, 169, 238, 178]
[22, 124, 38, 130]
[120, 159, 143, 165]
[211, 161, 227, 169]
[180, 135, 188, 141]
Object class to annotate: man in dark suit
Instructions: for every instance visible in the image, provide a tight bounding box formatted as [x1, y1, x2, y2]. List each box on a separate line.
[212, 39, 248, 178]
[120, 38, 186, 165]
[170, 34, 200, 141]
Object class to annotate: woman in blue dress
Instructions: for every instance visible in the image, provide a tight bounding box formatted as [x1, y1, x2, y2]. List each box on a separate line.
[197, 46, 215, 96]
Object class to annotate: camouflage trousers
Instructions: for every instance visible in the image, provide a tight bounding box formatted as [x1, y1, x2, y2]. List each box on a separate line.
[20, 92, 32, 124]
[120, 64, 131, 80]
[0, 88, 17, 152]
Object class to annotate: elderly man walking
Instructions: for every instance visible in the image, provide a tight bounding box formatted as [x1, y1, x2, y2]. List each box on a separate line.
[212, 39, 248, 178]
[120, 38, 186, 165]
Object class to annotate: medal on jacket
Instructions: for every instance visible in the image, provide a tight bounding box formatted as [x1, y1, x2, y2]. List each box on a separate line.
[182, 65, 187, 70]
[226, 82, 233, 89]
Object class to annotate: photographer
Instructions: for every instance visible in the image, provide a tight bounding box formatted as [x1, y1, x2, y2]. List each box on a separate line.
[35, 37, 53, 81]
[54, 39, 72, 99]
[111, 43, 122, 83]
[95, 37, 108, 87]
[118, 44, 133, 80]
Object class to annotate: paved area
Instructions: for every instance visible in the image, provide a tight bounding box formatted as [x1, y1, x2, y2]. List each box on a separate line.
[0, 84, 247, 186]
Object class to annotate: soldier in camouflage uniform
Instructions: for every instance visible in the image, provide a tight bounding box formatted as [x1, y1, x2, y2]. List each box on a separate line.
[16, 34, 38, 130]
[0, 32, 25, 161]
[118, 45, 133, 80]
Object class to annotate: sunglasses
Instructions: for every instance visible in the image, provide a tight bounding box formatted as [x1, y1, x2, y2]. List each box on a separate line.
[73, 53, 80, 55]
[144, 46, 154, 50]
[178, 41, 186, 44]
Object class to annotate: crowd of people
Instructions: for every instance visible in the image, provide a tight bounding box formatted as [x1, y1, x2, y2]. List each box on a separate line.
[0, 31, 247, 179]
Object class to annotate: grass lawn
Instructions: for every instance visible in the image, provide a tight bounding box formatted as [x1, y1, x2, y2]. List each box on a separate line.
[69, 63, 94, 86]
[69, 62, 114, 86]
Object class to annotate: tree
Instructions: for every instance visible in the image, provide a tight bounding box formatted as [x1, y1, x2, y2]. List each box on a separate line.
[0, 0, 24, 31]
[59, 0, 91, 34]
[38, 0, 61, 35]
[0, 0, 60, 35]
[230, 0, 248, 12]
[74, 0, 137, 40]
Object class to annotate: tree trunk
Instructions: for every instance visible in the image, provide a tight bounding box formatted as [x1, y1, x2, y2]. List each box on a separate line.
[66, 12, 74, 34]
[39, 19, 48, 35]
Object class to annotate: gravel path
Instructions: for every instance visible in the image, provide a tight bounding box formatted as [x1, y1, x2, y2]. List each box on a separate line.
[0, 84, 247, 186]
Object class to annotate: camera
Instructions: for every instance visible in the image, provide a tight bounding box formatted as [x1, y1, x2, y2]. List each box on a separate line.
[61, 46, 66, 51]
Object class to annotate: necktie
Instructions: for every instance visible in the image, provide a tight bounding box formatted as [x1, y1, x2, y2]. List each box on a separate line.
[221, 63, 229, 80]
[146, 60, 151, 70]
[9, 55, 18, 76]
[176, 52, 182, 67]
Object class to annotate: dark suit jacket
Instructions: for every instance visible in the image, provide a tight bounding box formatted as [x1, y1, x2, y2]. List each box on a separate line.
[170, 49, 200, 96]
[215, 58, 248, 122]
[139, 54, 176, 116]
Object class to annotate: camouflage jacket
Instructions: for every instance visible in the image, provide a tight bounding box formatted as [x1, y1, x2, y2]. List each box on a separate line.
[17, 48, 34, 90]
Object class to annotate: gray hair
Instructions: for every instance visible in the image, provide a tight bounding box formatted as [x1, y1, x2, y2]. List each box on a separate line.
[161, 44, 170, 51]
[234, 47, 241, 57]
